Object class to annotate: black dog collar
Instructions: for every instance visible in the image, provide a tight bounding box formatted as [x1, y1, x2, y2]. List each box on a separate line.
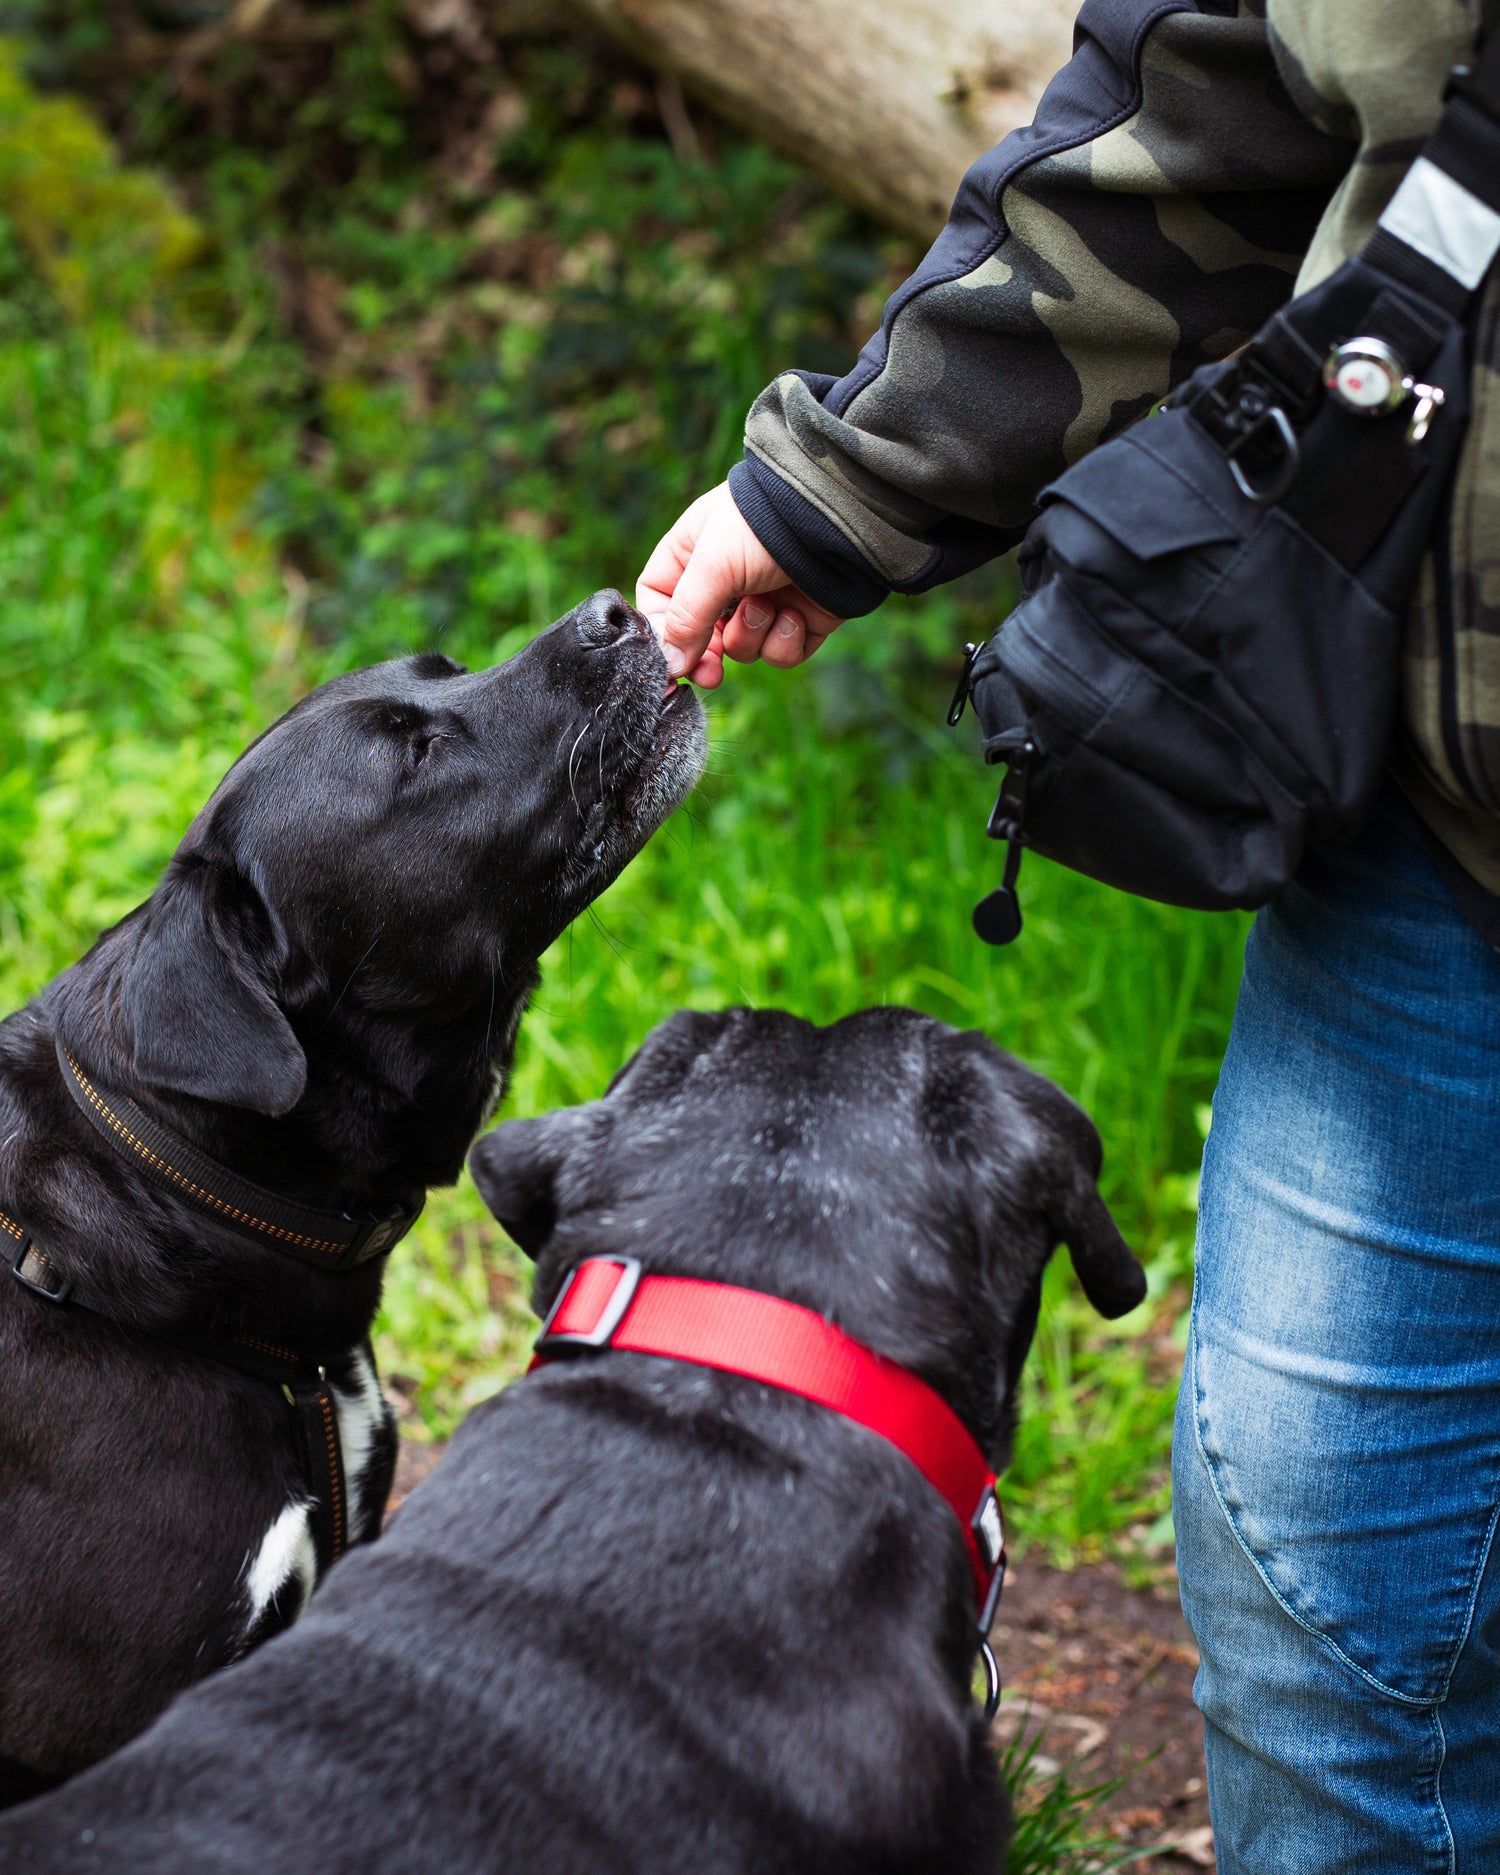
[55, 1039, 421, 1272]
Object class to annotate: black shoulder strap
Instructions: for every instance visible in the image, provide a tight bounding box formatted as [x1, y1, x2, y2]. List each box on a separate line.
[1358, 1, 1500, 311]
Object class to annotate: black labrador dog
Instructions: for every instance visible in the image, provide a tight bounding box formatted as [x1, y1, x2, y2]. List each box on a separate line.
[0, 591, 703, 1803]
[0, 1007, 1143, 1872]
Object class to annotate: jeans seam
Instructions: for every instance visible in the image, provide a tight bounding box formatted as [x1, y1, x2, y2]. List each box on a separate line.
[1432, 1706, 1456, 1875]
[1434, 1491, 1500, 1701]
[1188, 1309, 1433, 1710]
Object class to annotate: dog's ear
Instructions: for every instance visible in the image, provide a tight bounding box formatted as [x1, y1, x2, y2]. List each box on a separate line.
[469, 1109, 589, 1258]
[1046, 1111, 1146, 1321]
[936, 1032, 1145, 1322]
[56, 854, 307, 1117]
[1058, 1181, 1145, 1318]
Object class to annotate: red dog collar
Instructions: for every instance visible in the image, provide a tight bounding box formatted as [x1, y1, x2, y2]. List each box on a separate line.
[532, 1256, 1008, 1641]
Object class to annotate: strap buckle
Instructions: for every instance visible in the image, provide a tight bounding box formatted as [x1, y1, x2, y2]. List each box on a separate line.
[342, 1200, 424, 1266]
[11, 1238, 71, 1303]
[534, 1256, 644, 1354]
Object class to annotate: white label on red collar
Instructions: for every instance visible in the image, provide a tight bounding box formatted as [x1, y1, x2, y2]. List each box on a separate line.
[976, 1491, 1005, 1570]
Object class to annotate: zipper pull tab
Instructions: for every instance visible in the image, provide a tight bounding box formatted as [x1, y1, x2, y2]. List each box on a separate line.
[973, 744, 1033, 947]
[973, 839, 1023, 946]
[947, 641, 983, 726]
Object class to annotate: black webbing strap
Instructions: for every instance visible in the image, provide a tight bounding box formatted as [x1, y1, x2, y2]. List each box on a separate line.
[6, 1208, 352, 1576]
[55, 1039, 420, 1272]
[1302, 426, 1428, 569]
[290, 1379, 349, 1569]
[1362, 6, 1500, 308]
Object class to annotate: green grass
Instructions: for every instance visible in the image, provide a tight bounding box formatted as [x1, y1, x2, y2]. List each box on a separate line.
[0, 26, 1250, 1573]
[1001, 1726, 1153, 1874]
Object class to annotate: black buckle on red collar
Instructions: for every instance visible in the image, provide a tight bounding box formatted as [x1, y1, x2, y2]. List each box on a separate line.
[535, 1256, 642, 1353]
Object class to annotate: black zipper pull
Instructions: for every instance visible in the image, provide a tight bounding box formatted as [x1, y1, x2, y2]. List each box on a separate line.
[947, 641, 984, 726]
[972, 742, 1034, 947]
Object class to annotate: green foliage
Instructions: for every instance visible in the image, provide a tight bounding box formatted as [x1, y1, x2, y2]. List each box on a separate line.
[0, 39, 203, 324]
[1002, 1725, 1151, 1873]
[0, 25, 1248, 1579]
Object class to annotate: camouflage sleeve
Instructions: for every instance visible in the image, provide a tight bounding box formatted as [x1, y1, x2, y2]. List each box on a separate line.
[727, 0, 1359, 619]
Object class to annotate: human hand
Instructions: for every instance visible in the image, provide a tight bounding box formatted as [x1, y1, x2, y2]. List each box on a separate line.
[636, 482, 845, 688]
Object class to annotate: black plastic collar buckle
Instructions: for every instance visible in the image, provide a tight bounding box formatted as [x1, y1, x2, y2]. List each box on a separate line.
[343, 1201, 424, 1266]
[11, 1238, 71, 1303]
[534, 1256, 643, 1354]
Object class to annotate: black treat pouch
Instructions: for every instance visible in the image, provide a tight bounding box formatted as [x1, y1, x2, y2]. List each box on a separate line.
[952, 48, 1500, 943]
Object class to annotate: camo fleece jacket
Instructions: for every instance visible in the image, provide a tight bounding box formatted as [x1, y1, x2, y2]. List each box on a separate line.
[727, 0, 1500, 911]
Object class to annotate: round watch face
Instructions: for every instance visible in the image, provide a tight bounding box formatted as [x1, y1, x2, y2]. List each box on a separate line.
[1324, 338, 1407, 415]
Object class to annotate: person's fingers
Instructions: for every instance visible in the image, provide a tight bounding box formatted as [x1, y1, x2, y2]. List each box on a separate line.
[799, 623, 838, 662]
[759, 608, 807, 669]
[636, 482, 846, 683]
[721, 596, 776, 664]
[657, 534, 754, 676]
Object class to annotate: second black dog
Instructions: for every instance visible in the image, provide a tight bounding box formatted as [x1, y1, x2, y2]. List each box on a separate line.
[0, 591, 703, 1800]
[0, 1006, 1143, 1872]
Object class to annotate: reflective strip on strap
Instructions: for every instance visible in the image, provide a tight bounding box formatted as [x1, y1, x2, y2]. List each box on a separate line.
[1379, 156, 1500, 292]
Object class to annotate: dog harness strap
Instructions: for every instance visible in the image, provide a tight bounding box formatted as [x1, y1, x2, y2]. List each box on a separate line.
[54, 1038, 422, 1271]
[7, 1199, 353, 1576]
[290, 1379, 349, 1573]
[533, 1257, 1007, 1632]
[6, 1207, 328, 1380]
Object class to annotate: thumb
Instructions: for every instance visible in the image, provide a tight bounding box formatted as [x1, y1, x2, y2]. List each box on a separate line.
[657, 543, 749, 678]
[638, 483, 787, 684]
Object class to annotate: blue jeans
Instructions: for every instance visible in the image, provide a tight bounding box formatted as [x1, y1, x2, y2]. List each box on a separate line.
[1173, 792, 1500, 1873]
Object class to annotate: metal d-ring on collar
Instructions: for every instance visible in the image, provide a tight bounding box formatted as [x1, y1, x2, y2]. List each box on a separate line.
[979, 1637, 1003, 1723]
[53, 1037, 422, 1272]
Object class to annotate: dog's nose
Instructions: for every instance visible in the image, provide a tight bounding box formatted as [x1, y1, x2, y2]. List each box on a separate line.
[574, 588, 654, 649]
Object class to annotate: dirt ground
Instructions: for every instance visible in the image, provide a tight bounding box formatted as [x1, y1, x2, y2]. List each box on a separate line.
[992, 1556, 1212, 1868]
[390, 1441, 1213, 1869]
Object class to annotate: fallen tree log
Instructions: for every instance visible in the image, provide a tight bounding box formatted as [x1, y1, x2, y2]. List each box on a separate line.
[567, 0, 1078, 237]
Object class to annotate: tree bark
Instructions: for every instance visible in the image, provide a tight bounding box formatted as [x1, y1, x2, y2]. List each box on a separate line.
[568, 0, 1078, 238]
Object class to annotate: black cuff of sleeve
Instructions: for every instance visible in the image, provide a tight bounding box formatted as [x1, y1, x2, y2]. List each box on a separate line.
[727, 457, 893, 620]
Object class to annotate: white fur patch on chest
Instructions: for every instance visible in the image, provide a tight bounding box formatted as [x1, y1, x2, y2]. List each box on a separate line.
[244, 1499, 317, 1630]
[241, 1347, 391, 1639]
[329, 1343, 387, 1539]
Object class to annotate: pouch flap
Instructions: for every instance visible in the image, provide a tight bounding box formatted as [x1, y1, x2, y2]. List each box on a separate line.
[1039, 426, 1241, 560]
